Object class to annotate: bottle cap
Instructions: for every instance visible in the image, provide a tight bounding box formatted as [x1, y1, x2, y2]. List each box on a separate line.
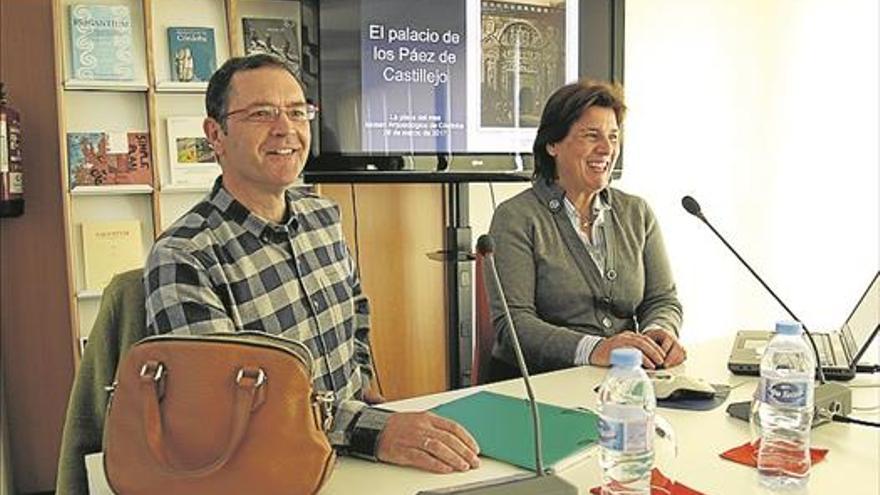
[610, 347, 642, 368]
[774, 320, 803, 335]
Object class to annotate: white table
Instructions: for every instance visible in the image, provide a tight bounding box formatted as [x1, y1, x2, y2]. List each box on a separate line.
[88, 336, 880, 494]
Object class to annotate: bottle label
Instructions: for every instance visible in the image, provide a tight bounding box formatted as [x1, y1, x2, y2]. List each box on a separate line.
[760, 378, 812, 407]
[599, 410, 654, 453]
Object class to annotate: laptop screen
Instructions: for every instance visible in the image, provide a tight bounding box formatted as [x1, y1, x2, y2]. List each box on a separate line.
[842, 272, 880, 358]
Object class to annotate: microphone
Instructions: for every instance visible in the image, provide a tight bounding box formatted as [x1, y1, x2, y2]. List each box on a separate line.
[680, 196, 826, 382]
[681, 195, 702, 218]
[681, 195, 851, 426]
[419, 235, 577, 495]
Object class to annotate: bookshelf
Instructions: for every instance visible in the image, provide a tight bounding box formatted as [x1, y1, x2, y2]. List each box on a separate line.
[52, 0, 313, 358]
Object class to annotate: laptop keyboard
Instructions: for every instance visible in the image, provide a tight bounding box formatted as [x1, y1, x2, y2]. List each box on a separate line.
[816, 334, 837, 366]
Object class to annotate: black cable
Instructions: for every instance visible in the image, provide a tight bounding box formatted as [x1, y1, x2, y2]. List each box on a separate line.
[488, 182, 497, 210]
[856, 364, 880, 373]
[832, 414, 880, 428]
[349, 184, 385, 398]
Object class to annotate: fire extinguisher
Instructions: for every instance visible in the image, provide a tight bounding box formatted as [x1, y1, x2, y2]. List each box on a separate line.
[1, 82, 24, 217]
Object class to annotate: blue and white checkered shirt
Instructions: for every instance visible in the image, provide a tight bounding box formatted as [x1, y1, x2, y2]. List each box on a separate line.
[144, 178, 390, 458]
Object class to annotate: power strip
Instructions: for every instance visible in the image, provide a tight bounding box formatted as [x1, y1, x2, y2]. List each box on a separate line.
[726, 382, 853, 429]
[813, 382, 852, 426]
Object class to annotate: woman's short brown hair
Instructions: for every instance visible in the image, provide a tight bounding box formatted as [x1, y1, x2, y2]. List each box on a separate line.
[532, 80, 626, 183]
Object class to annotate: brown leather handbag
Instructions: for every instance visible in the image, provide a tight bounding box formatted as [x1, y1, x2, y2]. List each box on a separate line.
[103, 332, 336, 495]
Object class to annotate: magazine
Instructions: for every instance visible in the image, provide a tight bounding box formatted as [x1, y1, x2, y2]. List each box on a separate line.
[67, 131, 152, 188]
[69, 4, 135, 81]
[167, 27, 217, 82]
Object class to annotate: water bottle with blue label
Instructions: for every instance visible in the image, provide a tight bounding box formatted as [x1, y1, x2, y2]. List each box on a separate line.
[757, 320, 815, 491]
[598, 347, 655, 495]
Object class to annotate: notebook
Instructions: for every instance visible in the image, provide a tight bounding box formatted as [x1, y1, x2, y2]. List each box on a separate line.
[728, 271, 880, 381]
[431, 390, 599, 473]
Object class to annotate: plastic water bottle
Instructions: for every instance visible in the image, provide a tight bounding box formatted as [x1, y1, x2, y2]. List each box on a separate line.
[598, 348, 655, 494]
[757, 320, 815, 491]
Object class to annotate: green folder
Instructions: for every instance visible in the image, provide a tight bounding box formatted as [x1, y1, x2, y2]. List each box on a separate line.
[431, 391, 599, 472]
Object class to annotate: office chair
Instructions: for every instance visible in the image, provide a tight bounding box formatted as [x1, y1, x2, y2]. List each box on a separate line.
[473, 248, 525, 385]
[472, 252, 496, 386]
[56, 269, 148, 495]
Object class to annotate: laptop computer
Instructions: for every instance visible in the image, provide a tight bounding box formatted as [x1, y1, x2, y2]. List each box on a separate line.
[728, 271, 880, 381]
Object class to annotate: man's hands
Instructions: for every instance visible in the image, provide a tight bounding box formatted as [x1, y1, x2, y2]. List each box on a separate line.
[590, 330, 687, 369]
[377, 412, 481, 474]
[362, 386, 385, 405]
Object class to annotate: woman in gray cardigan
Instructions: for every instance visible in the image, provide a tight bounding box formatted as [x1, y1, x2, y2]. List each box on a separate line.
[487, 80, 685, 379]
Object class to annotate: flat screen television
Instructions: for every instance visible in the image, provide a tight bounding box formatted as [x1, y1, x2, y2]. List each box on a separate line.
[304, 0, 624, 183]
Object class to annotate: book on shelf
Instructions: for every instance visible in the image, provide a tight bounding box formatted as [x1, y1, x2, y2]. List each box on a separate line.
[81, 220, 143, 291]
[69, 4, 135, 81]
[67, 131, 152, 189]
[167, 27, 217, 83]
[242, 17, 301, 75]
[165, 116, 220, 187]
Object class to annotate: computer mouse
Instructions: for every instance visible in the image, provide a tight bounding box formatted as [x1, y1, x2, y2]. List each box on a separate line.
[651, 374, 716, 401]
[666, 386, 716, 401]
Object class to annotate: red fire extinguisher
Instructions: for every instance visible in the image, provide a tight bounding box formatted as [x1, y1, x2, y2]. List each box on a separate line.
[1, 82, 24, 217]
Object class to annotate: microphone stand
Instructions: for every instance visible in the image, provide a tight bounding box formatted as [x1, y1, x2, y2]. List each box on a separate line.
[681, 196, 851, 426]
[419, 236, 577, 495]
[683, 198, 827, 384]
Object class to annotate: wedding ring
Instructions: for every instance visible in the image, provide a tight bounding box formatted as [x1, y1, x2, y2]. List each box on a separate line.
[422, 437, 431, 450]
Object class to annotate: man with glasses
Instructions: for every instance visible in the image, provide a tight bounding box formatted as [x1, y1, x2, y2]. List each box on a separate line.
[144, 54, 480, 474]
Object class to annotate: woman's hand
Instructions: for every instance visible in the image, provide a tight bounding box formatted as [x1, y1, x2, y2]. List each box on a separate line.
[590, 330, 667, 369]
[643, 328, 687, 368]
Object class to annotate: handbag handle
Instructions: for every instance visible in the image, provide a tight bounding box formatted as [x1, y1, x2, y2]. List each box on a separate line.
[138, 361, 266, 477]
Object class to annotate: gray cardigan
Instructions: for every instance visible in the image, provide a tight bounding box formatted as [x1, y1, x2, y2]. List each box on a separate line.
[487, 180, 682, 373]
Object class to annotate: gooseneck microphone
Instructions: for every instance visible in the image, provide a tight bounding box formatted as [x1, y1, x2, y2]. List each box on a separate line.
[681, 196, 807, 329]
[420, 235, 576, 495]
[681, 195, 852, 427]
[681, 195, 828, 384]
[477, 235, 545, 473]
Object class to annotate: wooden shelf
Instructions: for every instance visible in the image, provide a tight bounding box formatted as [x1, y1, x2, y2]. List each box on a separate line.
[154, 81, 209, 93]
[161, 183, 213, 193]
[63, 79, 150, 92]
[75, 289, 104, 300]
[70, 185, 155, 196]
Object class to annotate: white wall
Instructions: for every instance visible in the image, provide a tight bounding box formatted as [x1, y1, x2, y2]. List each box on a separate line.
[470, 0, 879, 344]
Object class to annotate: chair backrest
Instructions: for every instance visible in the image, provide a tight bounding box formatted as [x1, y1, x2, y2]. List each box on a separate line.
[56, 268, 148, 495]
[472, 253, 496, 386]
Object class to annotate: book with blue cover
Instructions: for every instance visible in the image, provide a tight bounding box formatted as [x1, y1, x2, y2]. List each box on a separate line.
[69, 4, 134, 81]
[431, 391, 599, 472]
[167, 27, 217, 82]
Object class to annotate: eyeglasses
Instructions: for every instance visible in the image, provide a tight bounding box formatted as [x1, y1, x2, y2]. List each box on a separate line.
[221, 103, 319, 124]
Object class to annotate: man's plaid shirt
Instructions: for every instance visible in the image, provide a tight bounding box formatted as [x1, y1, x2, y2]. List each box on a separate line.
[144, 179, 390, 458]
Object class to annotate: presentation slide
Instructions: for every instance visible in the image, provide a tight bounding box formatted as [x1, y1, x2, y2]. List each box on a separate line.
[319, 0, 578, 157]
[360, 0, 467, 154]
